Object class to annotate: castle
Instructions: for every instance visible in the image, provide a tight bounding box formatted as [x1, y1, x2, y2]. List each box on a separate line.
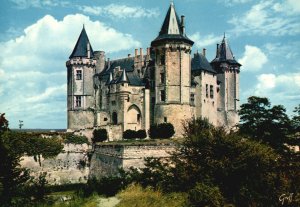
[66, 3, 241, 139]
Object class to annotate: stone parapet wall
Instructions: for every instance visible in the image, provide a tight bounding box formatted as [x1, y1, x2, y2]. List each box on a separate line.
[89, 143, 175, 180]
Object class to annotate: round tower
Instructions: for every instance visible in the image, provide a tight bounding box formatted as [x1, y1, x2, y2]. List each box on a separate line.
[66, 26, 96, 130]
[151, 2, 194, 136]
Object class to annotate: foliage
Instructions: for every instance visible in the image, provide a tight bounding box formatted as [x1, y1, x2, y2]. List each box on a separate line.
[238, 96, 292, 152]
[92, 128, 108, 143]
[64, 133, 89, 145]
[127, 118, 285, 206]
[123, 129, 147, 139]
[149, 123, 175, 139]
[116, 183, 188, 207]
[188, 182, 224, 207]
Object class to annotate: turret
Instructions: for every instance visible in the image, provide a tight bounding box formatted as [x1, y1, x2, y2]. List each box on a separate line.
[151, 2, 194, 136]
[66, 26, 96, 130]
[211, 34, 241, 128]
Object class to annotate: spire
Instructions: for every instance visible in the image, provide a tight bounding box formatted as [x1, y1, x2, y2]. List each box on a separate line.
[118, 69, 129, 83]
[211, 35, 241, 66]
[151, 2, 193, 46]
[159, 2, 181, 35]
[69, 26, 94, 59]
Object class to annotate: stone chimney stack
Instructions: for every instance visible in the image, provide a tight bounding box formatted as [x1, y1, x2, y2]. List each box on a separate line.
[140, 48, 143, 57]
[147, 47, 150, 56]
[135, 49, 138, 56]
[202, 48, 206, 57]
[181, 15, 185, 35]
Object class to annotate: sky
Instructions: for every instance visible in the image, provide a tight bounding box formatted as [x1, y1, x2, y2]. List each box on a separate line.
[0, 0, 300, 129]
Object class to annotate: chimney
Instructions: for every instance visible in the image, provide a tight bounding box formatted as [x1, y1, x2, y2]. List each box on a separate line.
[181, 15, 185, 35]
[107, 58, 110, 68]
[128, 54, 131, 58]
[147, 47, 150, 56]
[216, 44, 219, 57]
[87, 43, 91, 59]
[140, 48, 143, 57]
[135, 49, 138, 56]
[202, 48, 206, 57]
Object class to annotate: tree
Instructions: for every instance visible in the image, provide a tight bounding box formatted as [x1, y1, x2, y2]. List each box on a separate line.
[239, 96, 292, 152]
[127, 118, 285, 206]
[0, 114, 31, 205]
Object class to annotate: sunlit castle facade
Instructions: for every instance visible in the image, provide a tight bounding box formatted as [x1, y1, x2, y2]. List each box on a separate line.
[66, 3, 241, 139]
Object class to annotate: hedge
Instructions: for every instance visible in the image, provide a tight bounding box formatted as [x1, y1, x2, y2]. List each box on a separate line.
[148, 123, 175, 139]
[92, 128, 108, 142]
[123, 129, 147, 139]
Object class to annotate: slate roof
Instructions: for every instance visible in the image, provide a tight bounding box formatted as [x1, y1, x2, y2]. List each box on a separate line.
[211, 36, 241, 66]
[151, 3, 193, 46]
[69, 26, 94, 59]
[192, 52, 216, 74]
[100, 57, 144, 86]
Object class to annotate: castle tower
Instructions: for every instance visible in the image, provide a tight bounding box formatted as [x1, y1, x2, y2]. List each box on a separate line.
[211, 35, 241, 128]
[151, 2, 194, 136]
[66, 26, 96, 130]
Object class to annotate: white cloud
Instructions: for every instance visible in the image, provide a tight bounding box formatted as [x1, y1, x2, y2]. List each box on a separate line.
[0, 14, 141, 128]
[78, 4, 159, 18]
[242, 72, 300, 114]
[238, 45, 268, 72]
[221, 0, 252, 6]
[273, 0, 300, 15]
[10, 0, 70, 9]
[190, 32, 223, 48]
[229, 0, 300, 36]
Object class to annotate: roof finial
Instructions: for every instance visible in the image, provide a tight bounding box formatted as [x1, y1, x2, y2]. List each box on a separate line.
[170, 0, 174, 6]
[224, 32, 226, 39]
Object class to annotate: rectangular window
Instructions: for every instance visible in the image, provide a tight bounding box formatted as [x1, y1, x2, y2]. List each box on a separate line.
[75, 96, 81, 107]
[190, 93, 195, 105]
[112, 101, 116, 105]
[161, 90, 166, 102]
[210, 85, 214, 99]
[164, 117, 167, 123]
[137, 114, 141, 122]
[206, 84, 208, 98]
[160, 73, 165, 84]
[76, 70, 82, 80]
[160, 54, 165, 65]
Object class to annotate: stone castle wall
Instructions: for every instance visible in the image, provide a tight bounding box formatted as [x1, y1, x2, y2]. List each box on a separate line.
[89, 143, 175, 180]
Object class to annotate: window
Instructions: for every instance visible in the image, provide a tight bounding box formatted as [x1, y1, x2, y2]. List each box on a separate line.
[137, 114, 141, 122]
[75, 96, 81, 107]
[190, 93, 195, 105]
[210, 85, 214, 99]
[76, 70, 82, 80]
[161, 90, 166, 102]
[104, 117, 108, 121]
[160, 54, 165, 65]
[112, 101, 116, 105]
[206, 84, 208, 98]
[160, 73, 165, 84]
[164, 117, 167, 123]
[112, 112, 118, 125]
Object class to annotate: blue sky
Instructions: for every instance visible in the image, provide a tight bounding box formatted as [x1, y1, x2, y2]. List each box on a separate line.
[0, 0, 300, 129]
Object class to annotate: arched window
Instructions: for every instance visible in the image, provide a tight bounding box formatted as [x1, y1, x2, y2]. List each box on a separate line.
[112, 112, 118, 125]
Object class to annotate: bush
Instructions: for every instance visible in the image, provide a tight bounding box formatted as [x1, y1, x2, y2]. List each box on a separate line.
[123, 129, 147, 139]
[136, 130, 147, 139]
[92, 129, 108, 143]
[188, 182, 224, 207]
[149, 123, 175, 139]
[64, 133, 89, 145]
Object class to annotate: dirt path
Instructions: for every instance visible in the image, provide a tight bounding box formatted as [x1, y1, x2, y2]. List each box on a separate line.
[97, 197, 120, 207]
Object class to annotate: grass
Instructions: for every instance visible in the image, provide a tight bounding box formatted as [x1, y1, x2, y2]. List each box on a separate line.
[116, 184, 188, 207]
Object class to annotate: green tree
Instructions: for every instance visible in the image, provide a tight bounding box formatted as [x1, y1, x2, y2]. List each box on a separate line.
[0, 114, 31, 206]
[239, 96, 292, 152]
[127, 118, 285, 206]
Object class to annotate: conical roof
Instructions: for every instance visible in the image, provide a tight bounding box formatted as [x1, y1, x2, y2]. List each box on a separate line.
[151, 3, 193, 46]
[211, 35, 241, 66]
[69, 26, 94, 59]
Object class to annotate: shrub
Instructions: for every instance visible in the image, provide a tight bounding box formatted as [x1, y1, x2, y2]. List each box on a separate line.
[92, 129, 108, 143]
[64, 133, 89, 145]
[149, 123, 175, 139]
[123, 130, 137, 140]
[136, 130, 147, 139]
[123, 129, 147, 139]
